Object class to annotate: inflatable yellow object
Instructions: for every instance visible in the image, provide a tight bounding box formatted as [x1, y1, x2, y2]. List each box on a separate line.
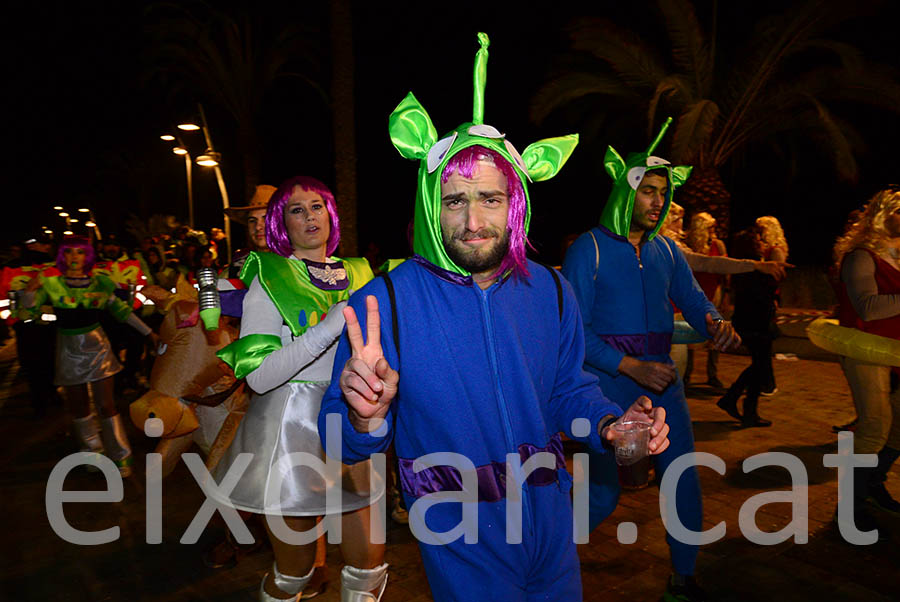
[806, 318, 900, 367]
[130, 390, 200, 437]
[673, 320, 707, 345]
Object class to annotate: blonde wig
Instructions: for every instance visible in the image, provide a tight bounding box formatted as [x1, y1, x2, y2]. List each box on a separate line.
[833, 187, 900, 269]
[686, 212, 716, 254]
[660, 201, 686, 244]
[755, 216, 788, 259]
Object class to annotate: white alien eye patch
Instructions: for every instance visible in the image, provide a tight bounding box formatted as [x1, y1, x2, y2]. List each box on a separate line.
[467, 124, 504, 139]
[627, 166, 648, 190]
[426, 132, 458, 173]
[504, 139, 532, 182]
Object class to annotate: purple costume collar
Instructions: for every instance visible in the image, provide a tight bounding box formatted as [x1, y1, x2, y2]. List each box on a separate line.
[411, 254, 473, 286]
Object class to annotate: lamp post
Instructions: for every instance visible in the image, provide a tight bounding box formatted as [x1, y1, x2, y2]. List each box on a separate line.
[170, 139, 194, 229]
[195, 103, 232, 259]
[162, 104, 232, 258]
[78, 207, 102, 241]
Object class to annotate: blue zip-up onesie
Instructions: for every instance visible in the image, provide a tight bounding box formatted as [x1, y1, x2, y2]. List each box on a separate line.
[319, 257, 623, 601]
[562, 225, 719, 577]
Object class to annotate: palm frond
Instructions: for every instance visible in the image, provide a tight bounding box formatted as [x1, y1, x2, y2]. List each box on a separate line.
[646, 75, 693, 138]
[670, 100, 719, 164]
[657, 0, 713, 96]
[798, 39, 865, 71]
[530, 72, 638, 125]
[567, 18, 669, 90]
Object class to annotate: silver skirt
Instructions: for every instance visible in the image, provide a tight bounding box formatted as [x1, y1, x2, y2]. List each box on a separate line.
[55, 327, 122, 386]
[208, 381, 383, 516]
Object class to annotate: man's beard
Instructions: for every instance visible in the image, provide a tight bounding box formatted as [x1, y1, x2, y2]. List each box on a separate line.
[443, 227, 510, 275]
[632, 209, 659, 234]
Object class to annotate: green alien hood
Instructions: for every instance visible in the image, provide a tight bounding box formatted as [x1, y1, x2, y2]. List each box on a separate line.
[598, 118, 693, 242]
[388, 32, 579, 276]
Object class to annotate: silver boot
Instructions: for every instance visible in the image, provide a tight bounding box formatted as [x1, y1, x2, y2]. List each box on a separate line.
[341, 563, 388, 602]
[100, 414, 133, 477]
[72, 414, 105, 471]
[259, 562, 315, 602]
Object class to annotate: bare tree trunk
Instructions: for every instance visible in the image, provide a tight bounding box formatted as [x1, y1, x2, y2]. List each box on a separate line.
[240, 129, 261, 201]
[329, 0, 357, 257]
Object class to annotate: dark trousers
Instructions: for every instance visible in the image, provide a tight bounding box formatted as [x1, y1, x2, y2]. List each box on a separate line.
[100, 315, 143, 385]
[13, 321, 58, 414]
[725, 330, 773, 418]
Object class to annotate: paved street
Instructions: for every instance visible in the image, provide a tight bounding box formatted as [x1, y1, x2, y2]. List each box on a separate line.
[1, 334, 897, 601]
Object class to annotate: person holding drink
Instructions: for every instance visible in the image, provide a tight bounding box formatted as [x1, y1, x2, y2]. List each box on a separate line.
[562, 120, 740, 602]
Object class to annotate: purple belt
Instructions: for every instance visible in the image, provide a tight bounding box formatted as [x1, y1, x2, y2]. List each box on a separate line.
[601, 332, 672, 356]
[397, 434, 566, 502]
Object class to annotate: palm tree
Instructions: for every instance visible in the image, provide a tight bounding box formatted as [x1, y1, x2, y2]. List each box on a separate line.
[142, 1, 327, 207]
[531, 0, 900, 232]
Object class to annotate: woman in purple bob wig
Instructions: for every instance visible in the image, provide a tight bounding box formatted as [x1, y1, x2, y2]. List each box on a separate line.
[212, 176, 387, 600]
[56, 235, 97, 274]
[265, 176, 341, 259]
[25, 235, 156, 478]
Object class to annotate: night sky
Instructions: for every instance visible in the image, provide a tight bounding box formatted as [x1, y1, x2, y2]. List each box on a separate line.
[6, 0, 900, 266]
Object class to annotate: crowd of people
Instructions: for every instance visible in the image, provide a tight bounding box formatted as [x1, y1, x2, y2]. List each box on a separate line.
[4, 33, 899, 602]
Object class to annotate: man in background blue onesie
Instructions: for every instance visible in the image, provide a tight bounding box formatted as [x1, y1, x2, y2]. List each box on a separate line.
[562, 119, 740, 602]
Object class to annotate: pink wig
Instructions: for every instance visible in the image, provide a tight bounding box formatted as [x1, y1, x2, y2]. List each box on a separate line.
[441, 145, 529, 278]
[56, 235, 96, 273]
[265, 176, 341, 258]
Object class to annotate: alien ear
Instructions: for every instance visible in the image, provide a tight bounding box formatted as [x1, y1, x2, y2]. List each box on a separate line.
[388, 92, 438, 160]
[604, 146, 626, 181]
[521, 134, 579, 182]
[671, 165, 693, 189]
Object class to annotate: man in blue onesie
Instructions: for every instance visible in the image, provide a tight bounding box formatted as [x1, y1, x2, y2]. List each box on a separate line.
[319, 34, 671, 602]
[561, 119, 740, 602]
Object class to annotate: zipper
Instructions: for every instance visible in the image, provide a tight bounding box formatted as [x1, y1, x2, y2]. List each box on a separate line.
[478, 284, 533, 532]
[633, 244, 649, 355]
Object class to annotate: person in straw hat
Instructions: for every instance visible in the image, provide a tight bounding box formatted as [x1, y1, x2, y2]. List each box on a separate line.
[225, 184, 277, 278]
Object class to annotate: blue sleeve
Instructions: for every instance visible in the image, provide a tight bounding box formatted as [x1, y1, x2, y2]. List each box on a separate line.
[549, 275, 623, 454]
[665, 238, 720, 337]
[318, 282, 396, 464]
[561, 232, 626, 375]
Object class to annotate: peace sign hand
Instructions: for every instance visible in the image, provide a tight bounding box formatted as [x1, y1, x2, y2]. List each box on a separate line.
[340, 295, 399, 433]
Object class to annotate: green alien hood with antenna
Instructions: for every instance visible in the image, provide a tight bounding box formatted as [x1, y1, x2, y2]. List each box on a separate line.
[598, 117, 693, 242]
[388, 32, 579, 276]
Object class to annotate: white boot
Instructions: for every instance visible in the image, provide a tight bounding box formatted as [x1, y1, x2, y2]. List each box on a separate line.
[100, 414, 133, 477]
[72, 414, 105, 472]
[259, 563, 315, 602]
[341, 563, 388, 602]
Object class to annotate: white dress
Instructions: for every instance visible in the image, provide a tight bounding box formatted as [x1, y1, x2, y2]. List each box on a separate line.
[208, 261, 383, 516]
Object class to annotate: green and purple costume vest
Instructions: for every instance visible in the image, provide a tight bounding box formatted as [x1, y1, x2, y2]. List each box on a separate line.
[34, 274, 132, 334]
[217, 252, 374, 380]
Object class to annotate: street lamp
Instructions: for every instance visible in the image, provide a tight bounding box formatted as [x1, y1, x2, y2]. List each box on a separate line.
[195, 150, 221, 167]
[177, 122, 200, 131]
[78, 207, 102, 240]
[160, 134, 175, 141]
[160, 135, 195, 228]
[194, 103, 232, 259]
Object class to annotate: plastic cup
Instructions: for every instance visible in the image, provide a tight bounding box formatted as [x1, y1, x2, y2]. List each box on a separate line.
[613, 421, 652, 489]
